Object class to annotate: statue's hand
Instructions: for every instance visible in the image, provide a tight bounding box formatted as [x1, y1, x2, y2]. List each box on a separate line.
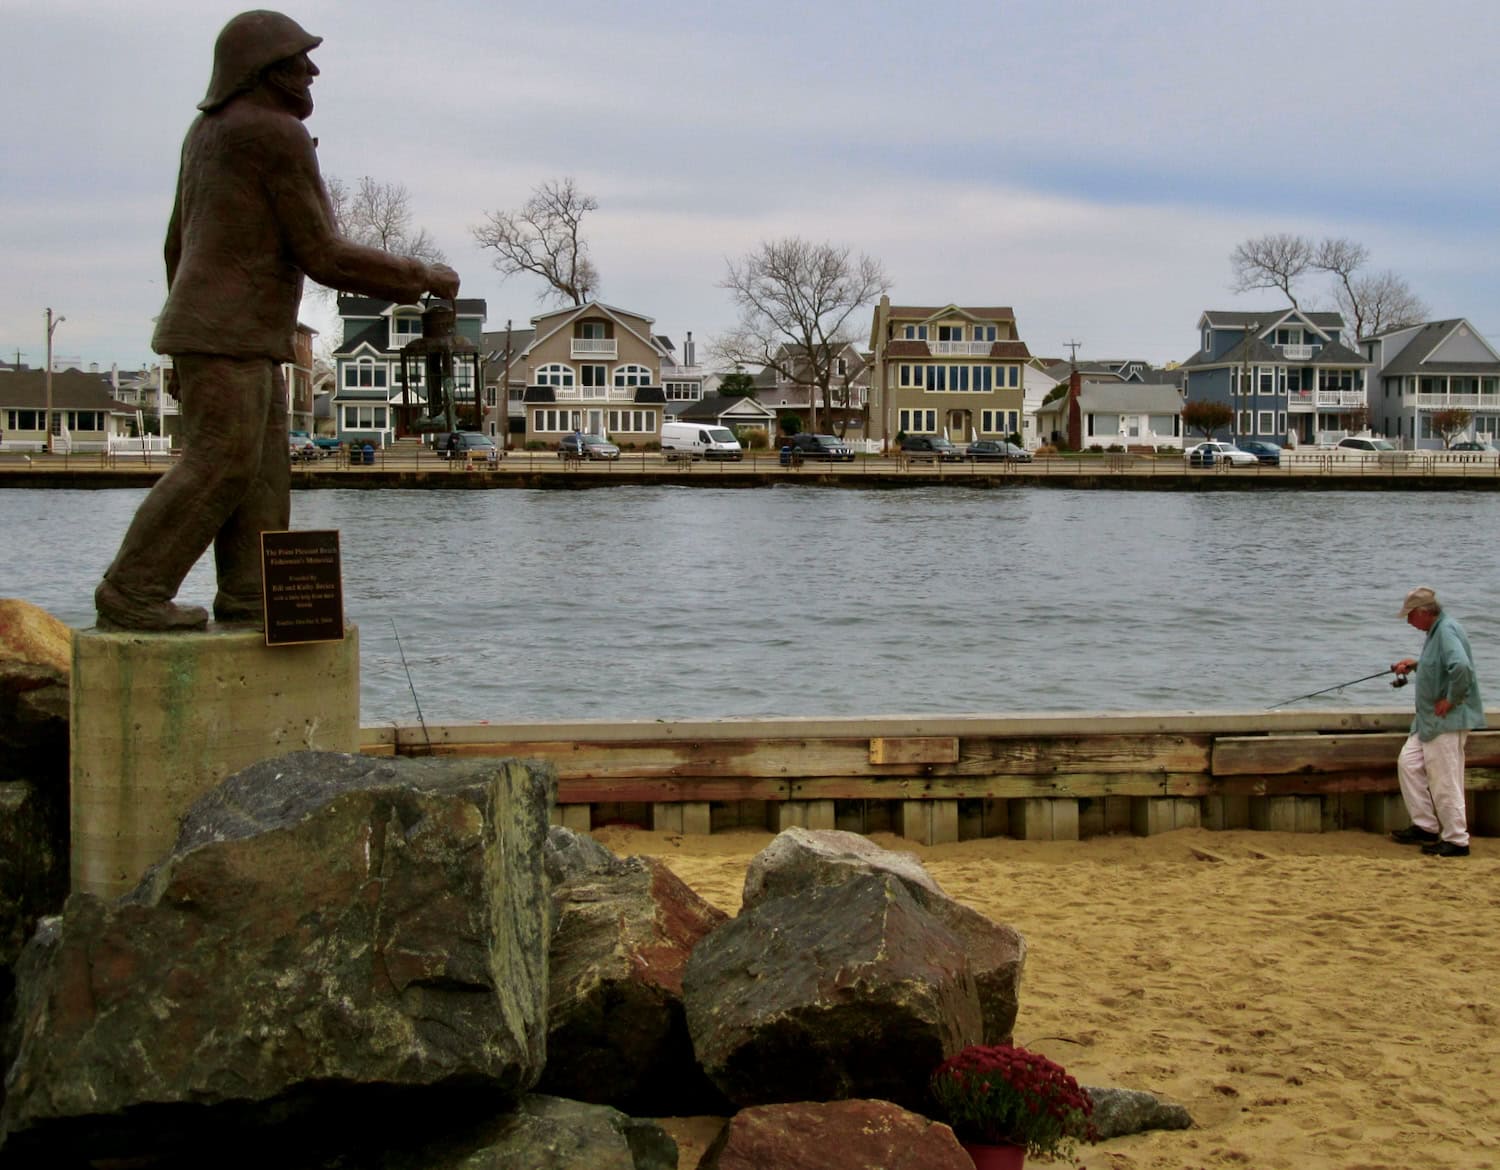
[427, 263, 460, 300]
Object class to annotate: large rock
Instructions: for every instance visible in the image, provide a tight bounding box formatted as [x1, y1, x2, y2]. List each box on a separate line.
[540, 836, 729, 1113]
[1084, 1085, 1194, 1138]
[741, 828, 1026, 1044]
[0, 751, 555, 1165]
[0, 601, 72, 986]
[700, 1099, 972, 1170]
[0, 599, 71, 787]
[684, 872, 982, 1112]
[395, 1094, 677, 1170]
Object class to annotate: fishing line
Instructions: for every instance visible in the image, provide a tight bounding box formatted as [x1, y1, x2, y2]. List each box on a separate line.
[390, 618, 432, 752]
[1267, 667, 1408, 709]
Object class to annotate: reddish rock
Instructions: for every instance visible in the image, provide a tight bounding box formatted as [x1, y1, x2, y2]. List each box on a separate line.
[700, 1099, 972, 1170]
[540, 841, 729, 1113]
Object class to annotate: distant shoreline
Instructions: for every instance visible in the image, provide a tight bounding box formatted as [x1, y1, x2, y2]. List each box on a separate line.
[5, 453, 1500, 491]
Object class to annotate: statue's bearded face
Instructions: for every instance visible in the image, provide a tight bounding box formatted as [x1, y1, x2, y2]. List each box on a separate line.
[265, 50, 318, 120]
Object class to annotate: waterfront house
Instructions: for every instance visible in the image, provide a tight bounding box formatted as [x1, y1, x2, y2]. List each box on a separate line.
[868, 297, 1031, 448]
[755, 342, 871, 438]
[1362, 319, 1500, 448]
[1181, 309, 1368, 446]
[518, 302, 668, 447]
[674, 393, 778, 446]
[1034, 375, 1184, 451]
[480, 324, 536, 448]
[0, 369, 137, 451]
[333, 297, 487, 448]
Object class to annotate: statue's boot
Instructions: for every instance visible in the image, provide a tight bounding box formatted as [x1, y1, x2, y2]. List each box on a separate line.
[95, 578, 209, 632]
[213, 591, 263, 627]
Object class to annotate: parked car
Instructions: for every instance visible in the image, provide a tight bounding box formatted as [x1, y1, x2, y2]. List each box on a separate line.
[780, 433, 854, 463]
[660, 421, 743, 461]
[898, 435, 963, 462]
[558, 432, 620, 461]
[1335, 436, 1398, 454]
[966, 439, 1032, 463]
[442, 431, 500, 463]
[311, 434, 342, 453]
[1237, 439, 1283, 466]
[1448, 440, 1497, 452]
[1184, 440, 1258, 468]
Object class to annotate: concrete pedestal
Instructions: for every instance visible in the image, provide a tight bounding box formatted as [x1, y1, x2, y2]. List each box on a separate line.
[71, 624, 360, 899]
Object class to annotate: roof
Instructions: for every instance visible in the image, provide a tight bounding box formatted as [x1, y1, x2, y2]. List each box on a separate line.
[1035, 381, 1183, 419]
[1200, 308, 1344, 333]
[0, 368, 136, 412]
[1182, 336, 1367, 369]
[479, 327, 536, 363]
[1376, 319, 1500, 376]
[678, 394, 776, 422]
[887, 305, 1016, 321]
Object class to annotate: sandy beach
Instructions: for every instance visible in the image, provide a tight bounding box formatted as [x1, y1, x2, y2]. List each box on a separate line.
[587, 825, 1500, 1170]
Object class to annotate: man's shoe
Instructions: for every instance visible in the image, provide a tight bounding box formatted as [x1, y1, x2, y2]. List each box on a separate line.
[95, 580, 208, 632]
[1391, 825, 1441, 845]
[1420, 841, 1470, 857]
[213, 595, 264, 626]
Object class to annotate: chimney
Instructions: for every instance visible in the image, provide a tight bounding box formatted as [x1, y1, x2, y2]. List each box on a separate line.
[683, 331, 695, 368]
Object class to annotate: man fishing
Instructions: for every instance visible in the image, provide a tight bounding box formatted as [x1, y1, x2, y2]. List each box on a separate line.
[95, 11, 460, 630]
[1389, 586, 1484, 857]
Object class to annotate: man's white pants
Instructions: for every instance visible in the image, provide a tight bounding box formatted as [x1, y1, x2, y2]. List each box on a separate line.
[1397, 731, 1469, 846]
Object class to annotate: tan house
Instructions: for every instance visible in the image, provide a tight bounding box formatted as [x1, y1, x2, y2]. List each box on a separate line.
[868, 297, 1032, 446]
[520, 302, 668, 446]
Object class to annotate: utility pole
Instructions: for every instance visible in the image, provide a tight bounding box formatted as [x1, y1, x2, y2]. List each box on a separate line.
[1065, 339, 1082, 363]
[44, 307, 65, 456]
[1238, 320, 1258, 444]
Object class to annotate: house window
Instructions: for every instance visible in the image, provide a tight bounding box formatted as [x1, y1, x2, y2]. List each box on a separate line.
[1007, 365, 1019, 388]
[1257, 411, 1275, 434]
[901, 325, 929, 340]
[391, 315, 422, 344]
[1277, 411, 1286, 434]
[341, 405, 387, 429]
[533, 408, 583, 432]
[614, 364, 652, 388]
[952, 366, 969, 392]
[606, 409, 655, 432]
[836, 357, 848, 376]
[580, 364, 608, 398]
[343, 361, 387, 389]
[1202, 328, 1211, 353]
[664, 381, 699, 400]
[6, 410, 42, 431]
[899, 409, 936, 433]
[1258, 369, 1275, 395]
[536, 363, 575, 388]
[976, 325, 997, 342]
[577, 321, 607, 339]
[937, 325, 964, 342]
[976, 366, 993, 392]
[484, 387, 497, 407]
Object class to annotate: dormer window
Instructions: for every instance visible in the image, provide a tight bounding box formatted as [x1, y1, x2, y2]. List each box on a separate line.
[392, 315, 422, 343]
[1203, 328, 1211, 353]
[1274, 328, 1304, 346]
[577, 321, 607, 339]
[901, 325, 929, 340]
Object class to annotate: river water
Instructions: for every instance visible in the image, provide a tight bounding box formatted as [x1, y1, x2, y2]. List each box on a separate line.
[3, 486, 1496, 724]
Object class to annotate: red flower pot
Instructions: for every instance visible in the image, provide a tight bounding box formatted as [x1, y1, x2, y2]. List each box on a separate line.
[961, 1142, 1026, 1170]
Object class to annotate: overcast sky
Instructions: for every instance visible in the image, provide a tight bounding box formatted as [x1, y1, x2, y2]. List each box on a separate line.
[4, 0, 1498, 372]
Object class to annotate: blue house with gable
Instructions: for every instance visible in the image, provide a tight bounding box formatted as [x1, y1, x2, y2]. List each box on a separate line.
[1181, 309, 1368, 446]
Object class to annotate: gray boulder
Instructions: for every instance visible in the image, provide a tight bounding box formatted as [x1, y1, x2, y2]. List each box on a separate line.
[544, 823, 621, 887]
[684, 872, 982, 1112]
[540, 844, 728, 1113]
[1084, 1085, 1194, 1138]
[700, 1099, 972, 1170]
[740, 828, 1026, 1044]
[419, 1094, 677, 1170]
[0, 751, 555, 1165]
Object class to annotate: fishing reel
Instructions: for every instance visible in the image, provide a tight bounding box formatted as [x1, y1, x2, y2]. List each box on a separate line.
[1391, 673, 1410, 689]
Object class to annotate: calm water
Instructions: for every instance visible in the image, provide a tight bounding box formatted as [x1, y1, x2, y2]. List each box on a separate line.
[3, 486, 1496, 724]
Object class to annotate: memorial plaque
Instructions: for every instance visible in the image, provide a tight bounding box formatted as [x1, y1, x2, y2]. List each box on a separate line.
[261, 530, 345, 646]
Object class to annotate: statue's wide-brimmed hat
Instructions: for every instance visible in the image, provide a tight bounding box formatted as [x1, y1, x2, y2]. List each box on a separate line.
[198, 10, 322, 112]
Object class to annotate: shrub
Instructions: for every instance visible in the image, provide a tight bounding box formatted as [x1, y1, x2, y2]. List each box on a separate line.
[930, 1044, 1095, 1160]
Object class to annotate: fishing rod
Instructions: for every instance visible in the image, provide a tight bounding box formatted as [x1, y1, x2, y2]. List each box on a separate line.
[1268, 666, 1409, 710]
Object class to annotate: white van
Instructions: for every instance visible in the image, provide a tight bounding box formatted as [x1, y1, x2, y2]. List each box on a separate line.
[659, 421, 744, 461]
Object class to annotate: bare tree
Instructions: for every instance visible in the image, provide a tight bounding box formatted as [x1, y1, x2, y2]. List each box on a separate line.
[471, 178, 599, 306]
[714, 237, 890, 435]
[1230, 233, 1314, 308]
[1231, 232, 1429, 339]
[326, 175, 446, 265]
[1335, 270, 1430, 338]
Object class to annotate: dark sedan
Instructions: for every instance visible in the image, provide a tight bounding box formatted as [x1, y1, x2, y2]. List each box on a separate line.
[966, 440, 1032, 463]
[780, 433, 855, 462]
[1237, 439, 1282, 466]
